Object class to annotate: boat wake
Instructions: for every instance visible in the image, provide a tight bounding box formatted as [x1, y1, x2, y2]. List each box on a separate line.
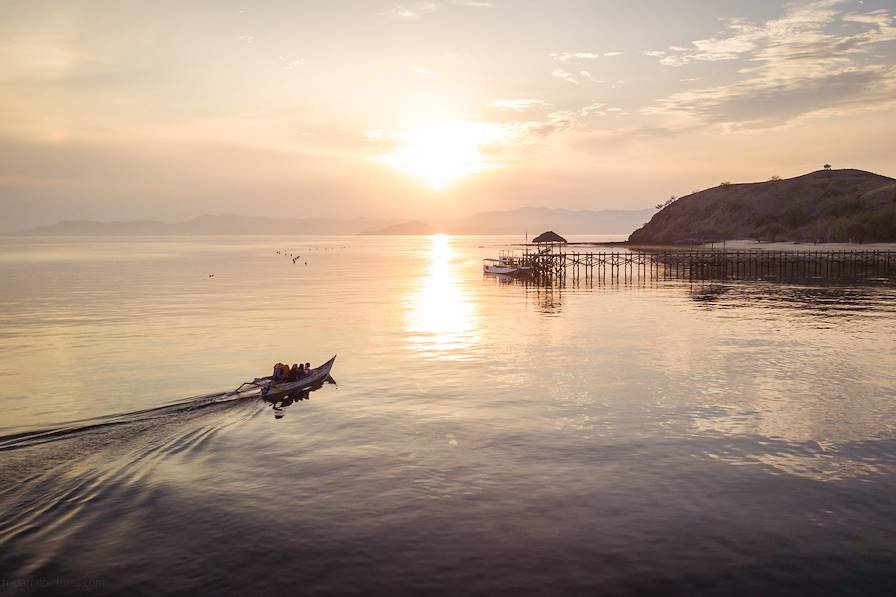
[0, 387, 261, 453]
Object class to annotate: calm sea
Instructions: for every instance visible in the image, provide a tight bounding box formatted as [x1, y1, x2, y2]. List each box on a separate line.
[1, 235, 895, 596]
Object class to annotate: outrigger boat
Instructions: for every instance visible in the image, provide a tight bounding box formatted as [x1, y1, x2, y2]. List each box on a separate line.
[483, 250, 533, 276]
[233, 355, 337, 401]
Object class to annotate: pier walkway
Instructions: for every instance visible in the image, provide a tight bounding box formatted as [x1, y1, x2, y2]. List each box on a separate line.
[524, 249, 896, 283]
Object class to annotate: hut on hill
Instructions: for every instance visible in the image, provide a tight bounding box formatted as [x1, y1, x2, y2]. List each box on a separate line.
[532, 231, 567, 244]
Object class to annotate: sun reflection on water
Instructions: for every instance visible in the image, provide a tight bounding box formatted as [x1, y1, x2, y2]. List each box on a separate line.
[406, 234, 479, 358]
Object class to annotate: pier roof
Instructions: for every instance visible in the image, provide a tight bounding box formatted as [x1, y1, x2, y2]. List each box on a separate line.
[532, 231, 567, 244]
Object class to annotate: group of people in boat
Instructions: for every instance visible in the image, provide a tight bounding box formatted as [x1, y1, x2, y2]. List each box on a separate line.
[272, 361, 313, 383]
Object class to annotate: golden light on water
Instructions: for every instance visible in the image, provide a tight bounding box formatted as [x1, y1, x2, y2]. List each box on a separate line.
[406, 234, 479, 357]
[379, 122, 504, 191]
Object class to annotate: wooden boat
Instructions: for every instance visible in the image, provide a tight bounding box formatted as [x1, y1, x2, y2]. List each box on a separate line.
[483, 250, 533, 276]
[235, 355, 337, 400]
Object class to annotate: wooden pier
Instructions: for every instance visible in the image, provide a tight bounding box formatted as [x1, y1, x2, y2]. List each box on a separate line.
[523, 249, 896, 284]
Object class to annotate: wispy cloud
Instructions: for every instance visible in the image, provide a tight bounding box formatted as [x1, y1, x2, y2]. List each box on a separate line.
[645, 0, 896, 67]
[552, 52, 601, 62]
[551, 51, 622, 62]
[551, 68, 604, 85]
[551, 69, 580, 84]
[488, 98, 550, 111]
[383, 2, 439, 19]
[513, 101, 609, 140]
[278, 56, 304, 70]
[369, 100, 612, 170]
[643, 0, 896, 129]
[579, 70, 603, 84]
[382, 0, 491, 19]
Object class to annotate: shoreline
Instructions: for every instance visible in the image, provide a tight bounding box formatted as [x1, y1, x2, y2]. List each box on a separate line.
[514, 239, 896, 251]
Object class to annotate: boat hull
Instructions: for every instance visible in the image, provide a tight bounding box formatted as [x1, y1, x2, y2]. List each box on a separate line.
[484, 265, 533, 276]
[261, 355, 336, 399]
[484, 265, 519, 275]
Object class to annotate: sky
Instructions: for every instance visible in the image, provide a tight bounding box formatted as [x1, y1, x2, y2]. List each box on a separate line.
[1, 0, 895, 231]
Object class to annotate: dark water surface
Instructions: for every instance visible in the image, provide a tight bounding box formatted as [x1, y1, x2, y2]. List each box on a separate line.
[1, 236, 895, 596]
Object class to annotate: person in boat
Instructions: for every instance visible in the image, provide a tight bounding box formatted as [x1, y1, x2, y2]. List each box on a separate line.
[297, 363, 305, 378]
[290, 363, 299, 382]
[272, 363, 284, 382]
[305, 362, 312, 376]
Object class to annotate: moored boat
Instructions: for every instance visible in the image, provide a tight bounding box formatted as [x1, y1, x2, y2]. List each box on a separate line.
[483, 250, 533, 276]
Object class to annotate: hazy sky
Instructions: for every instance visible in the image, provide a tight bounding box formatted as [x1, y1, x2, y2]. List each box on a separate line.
[2, 0, 895, 230]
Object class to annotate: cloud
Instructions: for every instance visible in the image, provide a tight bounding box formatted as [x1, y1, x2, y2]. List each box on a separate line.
[278, 56, 304, 70]
[643, 0, 896, 129]
[508, 102, 610, 141]
[410, 66, 432, 76]
[551, 69, 580, 84]
[551, 51, 621, 62]
[382, 0, 490, 19]
[645, 1, 896, 67]
[488, 98, 550, 111]
[369, 100, 612, 173]
[383, 2, 439, 19]
[578, 70, 603, 83]
[552, 52, 601, 62]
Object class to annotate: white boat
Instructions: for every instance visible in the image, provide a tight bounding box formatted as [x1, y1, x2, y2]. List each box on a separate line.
[483, 251, 533, 276]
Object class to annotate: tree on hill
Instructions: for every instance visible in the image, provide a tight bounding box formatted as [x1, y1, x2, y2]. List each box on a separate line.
[655, 195, 677, 210]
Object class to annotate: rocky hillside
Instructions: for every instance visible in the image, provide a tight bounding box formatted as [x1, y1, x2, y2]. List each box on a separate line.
[628, 169, 896, 244]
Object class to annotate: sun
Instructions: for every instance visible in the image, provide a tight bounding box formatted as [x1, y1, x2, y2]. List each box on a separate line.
[379, 121, 504, 190]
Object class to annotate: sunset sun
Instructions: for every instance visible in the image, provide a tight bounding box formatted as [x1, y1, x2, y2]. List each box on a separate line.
[379, 122, 504, 190]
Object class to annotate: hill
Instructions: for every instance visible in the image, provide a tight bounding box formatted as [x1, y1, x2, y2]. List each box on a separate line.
[628, 169, 896, 244]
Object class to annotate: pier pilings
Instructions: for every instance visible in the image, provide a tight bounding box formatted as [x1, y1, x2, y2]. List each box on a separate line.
[524, 249, 896, 284]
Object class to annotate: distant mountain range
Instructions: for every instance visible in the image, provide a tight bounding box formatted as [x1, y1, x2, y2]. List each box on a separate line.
[21, 214, 396, 236]
[361, 207, 655, 235]
[23, 207, 654, 236]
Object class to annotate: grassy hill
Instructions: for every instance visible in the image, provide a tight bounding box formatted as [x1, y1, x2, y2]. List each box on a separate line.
[628, 169, 896, 245]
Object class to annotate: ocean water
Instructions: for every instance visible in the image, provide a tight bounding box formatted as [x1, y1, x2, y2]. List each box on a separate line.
[1, 235, 895, 596]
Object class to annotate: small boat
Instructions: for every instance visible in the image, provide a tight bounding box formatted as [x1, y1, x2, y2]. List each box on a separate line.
[483, 250, 533, 276]
[234, 355, 337, 400]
